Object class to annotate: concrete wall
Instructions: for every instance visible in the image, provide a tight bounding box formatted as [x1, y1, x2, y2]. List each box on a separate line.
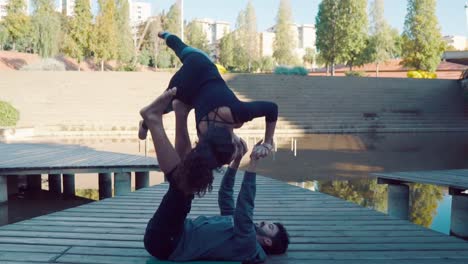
[0, 72, 464, 135]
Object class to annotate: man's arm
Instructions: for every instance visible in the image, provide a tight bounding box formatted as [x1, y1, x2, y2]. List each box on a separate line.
[233, 148, 261, 237]
[218, 139, 247, 215]
[218, 166, 237, 216]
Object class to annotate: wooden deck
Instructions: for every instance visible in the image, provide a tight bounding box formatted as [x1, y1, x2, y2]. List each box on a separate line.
[0, 143, 158, 175]
[1, 172, 468, 264]
[375, 169, 468, 192]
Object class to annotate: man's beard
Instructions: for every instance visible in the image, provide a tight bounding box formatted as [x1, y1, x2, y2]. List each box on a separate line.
[255, 225, 268, 237]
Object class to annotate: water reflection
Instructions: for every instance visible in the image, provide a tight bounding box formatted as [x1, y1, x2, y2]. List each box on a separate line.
[410, 183, 444, 228]
[318, 179, 388, 213]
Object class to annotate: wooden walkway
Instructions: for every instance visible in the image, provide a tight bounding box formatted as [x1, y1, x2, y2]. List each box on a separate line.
[0, 143, 158, 175]
[375, 169, 468, 192]
[1, 172, 468, 264]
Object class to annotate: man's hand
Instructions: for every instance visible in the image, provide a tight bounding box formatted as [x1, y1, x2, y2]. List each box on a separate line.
[247, 140, 271, 172]
[250, 139, 273, 160]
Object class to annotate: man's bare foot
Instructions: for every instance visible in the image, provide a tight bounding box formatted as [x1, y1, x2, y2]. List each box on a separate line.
[138, 120, 148, 140]
[140, 87, 177, 122]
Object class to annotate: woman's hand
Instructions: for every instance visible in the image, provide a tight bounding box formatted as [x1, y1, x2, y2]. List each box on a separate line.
[250, 140, 273, 160]
[230, 137, 248, 169]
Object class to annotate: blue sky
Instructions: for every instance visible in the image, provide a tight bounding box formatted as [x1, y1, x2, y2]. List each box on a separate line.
[140, 0, 467, 36]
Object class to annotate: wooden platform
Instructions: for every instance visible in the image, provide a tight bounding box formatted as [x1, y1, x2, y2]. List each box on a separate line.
[375, 169, 468, 192]
[0, 143, 158, 175]
[1, 172, 468, 264]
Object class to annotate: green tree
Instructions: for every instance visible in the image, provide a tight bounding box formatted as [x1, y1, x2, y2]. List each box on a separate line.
[273, 0, 297, 65]
[232, 9, 249, 71]
[303, 47, 315, 67]
[62, 0, 93, 70]
[342, 0, 368, 71]
[115, 0, 135, 65]
[138, 17, 162, 67]
[316, 0, 368, 75]
[257, 56, 275, 73]
[401, 0, 445, 72]
[185, 21, 209, 54]
[410, 184, 443, 227]
[164, 3, 181, 36]
[31, 0, 62, 58]
[236, 0, 259, 71]
[369, 0, 395, 76]
[0, 24, 8, 50]
[219, 31, 236, 70]
[389, 28, 403, 58]
[315, 0, 341, 75]
[163, 3, 181, 67]
[3, 0, 30, 51]
[93, 0, 118, 71]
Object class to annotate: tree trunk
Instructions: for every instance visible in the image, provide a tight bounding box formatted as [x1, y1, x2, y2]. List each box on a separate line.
[376, 63, 380, 77]
[326, 63, 329, 76]
[12, 42, 16, 51]
[101, 60, 104, 71]
[78, 60, 81, 72]
[331, 63, 335, 77]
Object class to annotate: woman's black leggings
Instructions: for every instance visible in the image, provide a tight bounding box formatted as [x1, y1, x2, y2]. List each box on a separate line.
[143, 174, 194, 260]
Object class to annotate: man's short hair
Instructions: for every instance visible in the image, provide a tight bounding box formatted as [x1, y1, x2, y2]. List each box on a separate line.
[264, 222, 290, 255]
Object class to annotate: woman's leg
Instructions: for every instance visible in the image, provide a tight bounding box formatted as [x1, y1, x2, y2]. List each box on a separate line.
[139, 88, 180, 174]
[161, 32, 211, 63]
[144, 183, 193, 259]
[173, 99, 192, 159]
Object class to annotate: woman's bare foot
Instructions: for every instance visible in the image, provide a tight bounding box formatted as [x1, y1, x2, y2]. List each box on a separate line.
[140, 87, 177, 122]
[158, 31, 169, 39]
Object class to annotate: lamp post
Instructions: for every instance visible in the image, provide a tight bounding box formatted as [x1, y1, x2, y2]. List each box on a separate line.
[179, 0, 184, 41]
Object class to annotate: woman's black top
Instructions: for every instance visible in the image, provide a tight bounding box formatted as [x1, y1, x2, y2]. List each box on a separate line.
[167, 52, 278, 131]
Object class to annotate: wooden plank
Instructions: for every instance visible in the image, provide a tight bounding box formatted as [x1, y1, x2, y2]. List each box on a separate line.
[270, 250, 468, 260]
[375, 169, 468, 190]
[0, 252, 59, 262]
[0, 225, 445, 237]
[0, 244, 69, 253]
[0, 164, 467, 264]
[0, 143, 159, 175]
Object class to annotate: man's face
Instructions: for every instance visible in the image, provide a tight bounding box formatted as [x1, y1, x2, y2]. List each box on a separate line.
[255, 221, 279, 238]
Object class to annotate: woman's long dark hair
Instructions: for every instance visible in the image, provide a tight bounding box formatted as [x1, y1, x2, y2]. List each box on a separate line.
[175, 125, 235, 197]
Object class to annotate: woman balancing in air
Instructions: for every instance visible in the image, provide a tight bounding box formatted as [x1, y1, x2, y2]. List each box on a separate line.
[138, 32, 278, 195]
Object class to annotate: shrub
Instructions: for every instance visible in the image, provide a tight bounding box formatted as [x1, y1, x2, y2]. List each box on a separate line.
[256, 56, 275, 73]
[0, 101, 20, 126]
[20, 58, 66, 71]
[118, 63, 138, 72]
[216, 63, 228, 74]
[274, 66, 308, 76]
[407, 70, 437, 79]
[345, 71, 366, 77]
